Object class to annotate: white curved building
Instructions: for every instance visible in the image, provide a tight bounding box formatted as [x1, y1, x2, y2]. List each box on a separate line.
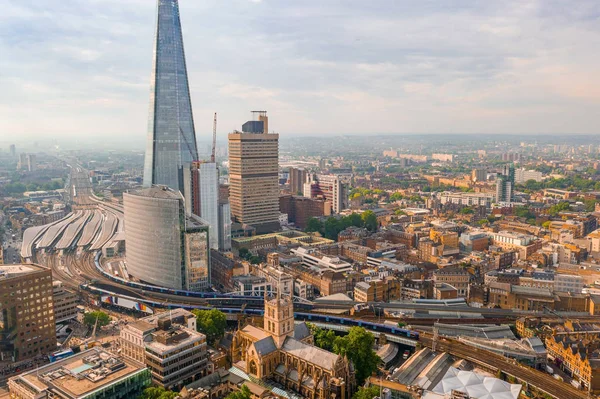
[124, 186, 210, 291]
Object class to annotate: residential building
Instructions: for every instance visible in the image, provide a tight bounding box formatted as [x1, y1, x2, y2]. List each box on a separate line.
[0, 264, 56, 361]
[489, 231, 543, 260]
[228, 111, 280, 233]
[124, 186, 210, 291]
[471, 168, 486, 182]
[120, 308, 208, 390]
[459, 231, 489, 253]
[279, 195, 331, 229]
[8, 348, 150, 399]
[496, 165, 515, 203]
[304, 173, 350, 214]
[52, 281, 78, 323]
[354, 277, 400, 302]
[432, 267, 470, 297]
[545, 335, 600, 393]
[438, 191, 495, 208]
[554, 274, 584, 294]
[515, 168, 543, 183]
[231, 294, 355, 399]
[210, 250, 245, 292]
[143, 0, 199, 192]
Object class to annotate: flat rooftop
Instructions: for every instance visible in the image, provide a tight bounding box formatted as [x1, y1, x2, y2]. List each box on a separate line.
[11, 348, 146, 398]
[0, 264, 48, 280]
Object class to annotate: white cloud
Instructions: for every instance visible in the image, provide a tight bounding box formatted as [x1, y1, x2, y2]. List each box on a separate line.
[0, 0, 599, 145]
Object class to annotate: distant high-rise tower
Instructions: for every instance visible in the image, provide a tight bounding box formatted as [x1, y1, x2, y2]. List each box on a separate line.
[9, 144, 15, 157]
[143, 0, 199, 193]
[228, 111, 280, 233]
[496, 164, 515, 203]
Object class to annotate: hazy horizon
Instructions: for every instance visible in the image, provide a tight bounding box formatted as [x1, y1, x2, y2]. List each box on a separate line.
[2, 0, 599, 143]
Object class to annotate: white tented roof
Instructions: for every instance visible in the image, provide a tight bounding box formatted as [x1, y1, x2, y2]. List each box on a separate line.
[428, 367, 521, 399]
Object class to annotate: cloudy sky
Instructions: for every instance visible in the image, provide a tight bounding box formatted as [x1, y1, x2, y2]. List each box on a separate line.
[1, 0, 599, 146]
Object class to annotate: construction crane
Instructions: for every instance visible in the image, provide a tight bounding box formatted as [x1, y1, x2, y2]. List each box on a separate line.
[211, 112, 217, 163]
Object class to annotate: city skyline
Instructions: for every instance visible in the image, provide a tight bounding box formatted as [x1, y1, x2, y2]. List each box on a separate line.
[1, 0, 599, 143]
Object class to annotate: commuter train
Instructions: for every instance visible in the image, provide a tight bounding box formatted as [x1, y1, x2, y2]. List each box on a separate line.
[80, 284, 420, 340]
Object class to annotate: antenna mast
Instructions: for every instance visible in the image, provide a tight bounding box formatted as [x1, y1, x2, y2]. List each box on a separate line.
[211, 112, 217, 163]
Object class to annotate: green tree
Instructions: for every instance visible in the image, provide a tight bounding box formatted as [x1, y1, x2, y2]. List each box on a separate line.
[352, 385, 380, 399]
[308, 323, 337, 352]
[460, 207, 474, 214]
[139, 387, 178, 399]
[333, 327, 380, 385]
[323, 217, 341, 240]
[346, 213, 364, 228]
[306, 217, 323, 233]
[224, 385, 252, 399]
[238, 248, 250, 260]
[361, 210, 378, 232]
[83, 311, 110, 328]
[548, 201, 570, 216]
[192, 308, 227, 344]
[542, 221, 551, 229]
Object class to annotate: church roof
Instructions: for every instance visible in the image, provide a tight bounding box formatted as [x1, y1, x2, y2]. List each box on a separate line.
[282, 337, 340, 370]
[293, 322, 311, 341]
[241, 325, 270, 341]
[254, 336, 278, 356]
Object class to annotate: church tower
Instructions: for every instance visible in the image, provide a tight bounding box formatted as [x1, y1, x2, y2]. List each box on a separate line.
[264, 293, 294, 348]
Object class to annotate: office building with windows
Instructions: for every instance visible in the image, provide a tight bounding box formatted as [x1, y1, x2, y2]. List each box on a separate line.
[143, 0, 199, 192]
[0, 264, 56, 361]
[124, 186, 210, 291]
[228, 111, 280, 233]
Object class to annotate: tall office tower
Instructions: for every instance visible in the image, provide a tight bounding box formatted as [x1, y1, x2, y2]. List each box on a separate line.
[0, 264, 56, 361]
[26, 154, 36, 172]
[496, 164, 515, 203]
[124, 186, 210, 291]
[228, 111, 280, 233]
[471, 168, 486, 182]
[288, 167, 307, 195]
[218, 200, 232, 251]
[143, 0, 199, 193]
[183, 162, 219, 250]
[17, 153, 27, 170]
[9, 144, 15, 157]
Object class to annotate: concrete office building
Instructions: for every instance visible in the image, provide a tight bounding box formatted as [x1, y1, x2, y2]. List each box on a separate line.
[52, 281, 79, 323]
[8, 348, 151, 399]
[0, 264, 56, 361]
[9, 144, 15, 157]
[288, 167, 307, 195]
[120, 309, 208, 390]
[143, 0, 199, 192]
[124, 186, 210, 291]
[183, 161, 220, 250]
[228, 111, 280, 233]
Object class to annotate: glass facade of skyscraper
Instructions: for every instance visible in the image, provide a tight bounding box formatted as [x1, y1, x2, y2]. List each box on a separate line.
[143, 0, 199, 193]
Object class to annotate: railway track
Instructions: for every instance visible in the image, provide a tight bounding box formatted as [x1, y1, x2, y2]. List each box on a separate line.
[420, 333, 589, 399]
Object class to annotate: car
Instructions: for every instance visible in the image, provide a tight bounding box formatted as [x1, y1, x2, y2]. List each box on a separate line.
[403, 350, 410, 360]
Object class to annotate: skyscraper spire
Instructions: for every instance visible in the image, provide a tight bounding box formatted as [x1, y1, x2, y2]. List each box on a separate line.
[143, 0, 199, 193]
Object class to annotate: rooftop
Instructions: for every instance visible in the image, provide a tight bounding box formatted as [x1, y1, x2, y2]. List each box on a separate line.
[0, 264, 49, 280]
[11, 348, 146, 398]
[131, 185, 183, 200]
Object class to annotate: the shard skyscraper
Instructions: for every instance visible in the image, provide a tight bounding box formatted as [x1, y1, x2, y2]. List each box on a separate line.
[143, 0, 199, 193]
